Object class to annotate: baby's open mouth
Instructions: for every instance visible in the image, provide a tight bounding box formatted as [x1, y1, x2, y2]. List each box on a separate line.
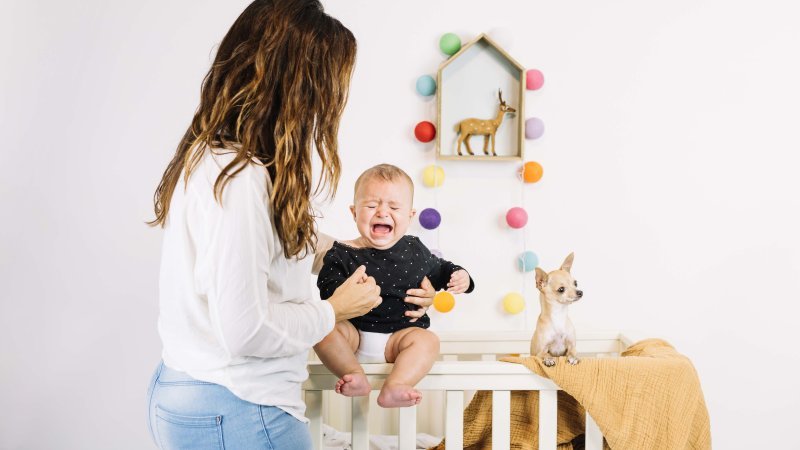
[372, 224, 393, 235]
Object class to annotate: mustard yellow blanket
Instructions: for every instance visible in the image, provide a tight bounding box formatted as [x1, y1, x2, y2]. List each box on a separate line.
[430, 339, 711, 450]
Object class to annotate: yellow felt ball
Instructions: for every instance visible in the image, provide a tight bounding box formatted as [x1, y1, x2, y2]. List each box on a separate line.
[503, 292, 525, 314]
[422, 165, 445, 188]
[433, 291, 455, 313]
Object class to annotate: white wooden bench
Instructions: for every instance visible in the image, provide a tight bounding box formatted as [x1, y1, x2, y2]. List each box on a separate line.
[304, 330, 635, 450]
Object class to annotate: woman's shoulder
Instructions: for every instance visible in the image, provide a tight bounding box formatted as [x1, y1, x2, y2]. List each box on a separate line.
[191, 146, 271, 194]
[207, 146, 268, 177]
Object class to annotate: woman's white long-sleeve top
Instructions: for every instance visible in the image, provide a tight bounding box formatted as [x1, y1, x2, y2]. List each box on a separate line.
[157, 148, 335, 422]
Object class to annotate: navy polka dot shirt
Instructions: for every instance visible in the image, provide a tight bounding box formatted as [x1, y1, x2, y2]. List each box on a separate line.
[317, 236, 474, 333]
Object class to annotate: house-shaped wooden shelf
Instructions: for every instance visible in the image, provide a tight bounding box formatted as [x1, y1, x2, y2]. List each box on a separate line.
[436, 33, 525, 161]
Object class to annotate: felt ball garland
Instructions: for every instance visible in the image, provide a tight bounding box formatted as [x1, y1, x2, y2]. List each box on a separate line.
[416, 75, 437, 96]
[419, 208, 441, 230]
[439, 33, 461, 56]
[414, 121, 436, 143]
[518, 251, 539, 272]
[433, 291, 456, 313]
[506, 207, 528, 229]
[422, 165, 445, 188]
[520, 161, 543, 183]
[526, 69, 545, 90]
[503, 292, 525, 314]
[412, 33, 549, 317]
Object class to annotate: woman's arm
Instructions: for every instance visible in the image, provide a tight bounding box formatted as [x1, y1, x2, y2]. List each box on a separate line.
[194, 168, 335, 359]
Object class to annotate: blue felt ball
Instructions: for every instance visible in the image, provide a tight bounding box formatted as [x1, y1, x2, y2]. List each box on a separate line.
[517, 251, 539, 272]
[416, 75, 437, 96]
[419, 208, 441, 230]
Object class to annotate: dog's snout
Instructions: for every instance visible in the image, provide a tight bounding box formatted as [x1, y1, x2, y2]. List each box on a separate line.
[576, 290, 583, 297]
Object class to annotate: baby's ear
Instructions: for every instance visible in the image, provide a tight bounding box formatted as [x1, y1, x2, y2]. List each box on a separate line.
[535, 267, 548, 291]
[349, 205, 356, 220]
[410, 208, 417, 218]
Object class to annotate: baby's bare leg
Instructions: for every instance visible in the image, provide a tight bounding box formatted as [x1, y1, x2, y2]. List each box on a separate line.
[313, 321, 371, 396]
[378, 328, 440, 408]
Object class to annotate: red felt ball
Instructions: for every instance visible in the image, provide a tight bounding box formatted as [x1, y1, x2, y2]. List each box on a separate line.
[414, 121, 436, 143]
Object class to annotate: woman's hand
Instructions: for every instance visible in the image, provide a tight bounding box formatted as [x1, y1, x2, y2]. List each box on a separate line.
[404, 276, 435, 322]
[327, 265, 382, 322]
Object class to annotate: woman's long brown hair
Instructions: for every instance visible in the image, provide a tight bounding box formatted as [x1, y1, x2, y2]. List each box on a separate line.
[149, 0, 356, 259]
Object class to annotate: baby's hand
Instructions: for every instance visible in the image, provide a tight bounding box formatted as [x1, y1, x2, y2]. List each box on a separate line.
[447, 270, 470, 294]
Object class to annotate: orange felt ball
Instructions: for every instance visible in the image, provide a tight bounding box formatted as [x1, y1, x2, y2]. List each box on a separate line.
[521, 161, 543, 183]
[414, 121, 436, 143]
[433, 291, 455, 313]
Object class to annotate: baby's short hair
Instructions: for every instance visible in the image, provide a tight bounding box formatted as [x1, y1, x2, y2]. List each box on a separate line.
[354, 164, 415, 200]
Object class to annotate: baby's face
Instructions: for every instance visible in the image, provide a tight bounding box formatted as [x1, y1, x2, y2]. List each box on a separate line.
[350, 177, 416, 250]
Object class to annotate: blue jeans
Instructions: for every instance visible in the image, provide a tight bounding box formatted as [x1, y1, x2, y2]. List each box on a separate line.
[146, 361, 312, 450]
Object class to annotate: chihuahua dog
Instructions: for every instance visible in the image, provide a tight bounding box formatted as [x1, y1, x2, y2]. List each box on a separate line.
[530, 253, 583, 367]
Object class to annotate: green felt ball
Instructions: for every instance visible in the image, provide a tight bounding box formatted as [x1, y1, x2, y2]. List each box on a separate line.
[439, 33, 461, 56]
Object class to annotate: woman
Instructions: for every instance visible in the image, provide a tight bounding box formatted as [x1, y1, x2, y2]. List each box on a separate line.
[145, 1, 434, 448]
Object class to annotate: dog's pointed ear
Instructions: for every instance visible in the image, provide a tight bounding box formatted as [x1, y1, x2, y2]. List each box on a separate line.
[560, 252, 575, 273]
[535, 267, 548, 290]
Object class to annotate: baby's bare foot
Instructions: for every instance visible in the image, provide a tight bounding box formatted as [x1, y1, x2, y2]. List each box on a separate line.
[377, 384, 422, 408]
[335, 373, 371, 397]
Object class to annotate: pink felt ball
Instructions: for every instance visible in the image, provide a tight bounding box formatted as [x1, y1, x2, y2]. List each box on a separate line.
[506, 207, 528, 229]
[414, 121, 436, 143]
[526, 69, 544, 90]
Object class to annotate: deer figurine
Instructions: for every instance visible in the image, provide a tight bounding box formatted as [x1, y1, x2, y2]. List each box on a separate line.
[455, 90, 517, 156]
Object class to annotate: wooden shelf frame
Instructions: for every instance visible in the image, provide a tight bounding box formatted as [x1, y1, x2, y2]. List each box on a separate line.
[436, 33, 526, 161]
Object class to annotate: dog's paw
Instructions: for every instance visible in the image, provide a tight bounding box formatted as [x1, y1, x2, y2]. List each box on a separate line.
[543, 358, 556, 367]
[567, 356, 580, 365]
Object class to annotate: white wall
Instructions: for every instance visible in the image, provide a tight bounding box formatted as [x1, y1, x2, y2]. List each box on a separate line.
[1, 0, 798, 448]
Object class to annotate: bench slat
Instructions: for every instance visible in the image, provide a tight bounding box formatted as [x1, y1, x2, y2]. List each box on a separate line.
[492, 390, 511, 449]
[445, 391, 464, 450]
[539, 389, 558, 449]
